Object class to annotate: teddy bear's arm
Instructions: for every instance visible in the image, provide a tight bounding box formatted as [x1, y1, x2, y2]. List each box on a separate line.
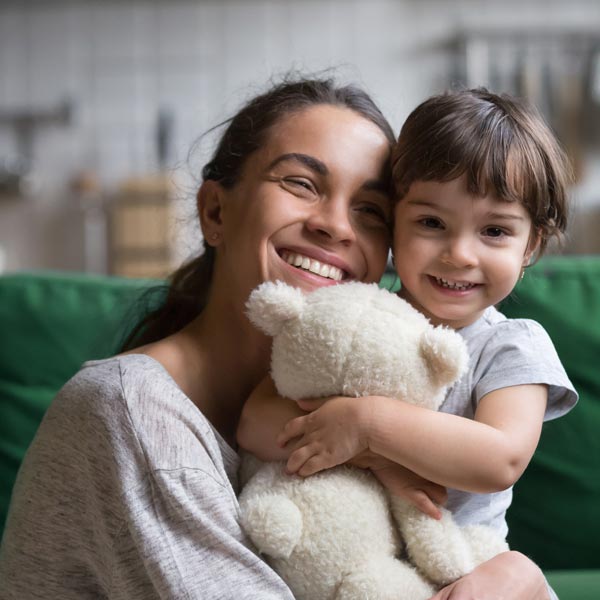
[388, 496, 509, 586]
[237, 376, 305, 462]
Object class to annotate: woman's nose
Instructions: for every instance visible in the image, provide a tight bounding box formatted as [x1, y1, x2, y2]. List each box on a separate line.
[306, 198, 356, 243]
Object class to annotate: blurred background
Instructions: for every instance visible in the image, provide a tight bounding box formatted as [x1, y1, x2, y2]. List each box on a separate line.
[1, 0, 600, 278]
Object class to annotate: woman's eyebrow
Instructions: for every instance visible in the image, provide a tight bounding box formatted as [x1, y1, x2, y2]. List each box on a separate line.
[364, 179, 389, 194]
[267, 153, 328, 175]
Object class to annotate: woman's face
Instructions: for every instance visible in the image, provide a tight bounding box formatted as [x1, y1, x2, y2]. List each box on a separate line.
[211, 104, 392, 306]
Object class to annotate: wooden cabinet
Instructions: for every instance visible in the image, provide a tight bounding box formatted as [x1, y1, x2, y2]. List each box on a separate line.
[109, 176, 174, 279]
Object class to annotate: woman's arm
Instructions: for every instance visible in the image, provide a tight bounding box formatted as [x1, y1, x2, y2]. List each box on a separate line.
[429, 551, 552, 600]
[236, 376, 305, 461]
[279, 384, 547, 493]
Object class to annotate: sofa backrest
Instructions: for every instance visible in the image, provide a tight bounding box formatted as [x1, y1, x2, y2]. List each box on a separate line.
[1, 259, 599, 570]
[500, 256, 600, 570]
[0, 271, 162, 536]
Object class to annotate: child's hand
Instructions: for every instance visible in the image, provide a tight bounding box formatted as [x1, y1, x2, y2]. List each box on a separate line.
[369, 459, 447, 520]
[277, 396, 370, 477]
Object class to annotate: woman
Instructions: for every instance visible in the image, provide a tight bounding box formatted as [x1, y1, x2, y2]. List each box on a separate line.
[0, 77, 552, 599]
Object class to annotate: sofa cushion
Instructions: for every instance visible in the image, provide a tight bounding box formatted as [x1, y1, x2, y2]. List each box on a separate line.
[501, 256, 600, 570]
[546, 569, 600, 600]
[0, 271, 161, 534]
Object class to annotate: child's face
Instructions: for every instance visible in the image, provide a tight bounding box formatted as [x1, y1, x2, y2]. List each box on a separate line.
[393, 175, 536, 329]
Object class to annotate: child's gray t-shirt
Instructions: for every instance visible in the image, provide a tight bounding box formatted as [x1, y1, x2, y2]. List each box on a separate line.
[441, 305, 578, 537]
[0, 354, 294, 599]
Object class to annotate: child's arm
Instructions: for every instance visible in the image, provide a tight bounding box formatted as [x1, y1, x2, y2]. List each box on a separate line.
[279, 384, 547, 493]
[240, 387, 447, 518]
[236, 375, 305, 461]
[364, 453, 448, 520]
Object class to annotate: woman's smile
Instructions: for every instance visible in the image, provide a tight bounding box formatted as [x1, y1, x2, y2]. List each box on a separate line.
[279, 247, 355, 283]
[216, 104, 391, 302]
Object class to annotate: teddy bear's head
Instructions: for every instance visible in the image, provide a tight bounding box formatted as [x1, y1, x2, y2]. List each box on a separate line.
[246, 281, 468, 410]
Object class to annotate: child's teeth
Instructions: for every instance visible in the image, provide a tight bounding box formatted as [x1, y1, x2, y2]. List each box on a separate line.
[436, 277, 474, 290]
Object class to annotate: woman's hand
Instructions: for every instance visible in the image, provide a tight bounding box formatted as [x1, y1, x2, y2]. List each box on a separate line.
[429, 551, 551, 600]
[277, 396, 371, 477]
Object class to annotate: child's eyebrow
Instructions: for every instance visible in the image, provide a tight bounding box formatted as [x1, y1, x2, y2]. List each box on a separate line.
[405, 199, 440, 209]
[486, 212, 527, 222]
[406, 199, 527, 221]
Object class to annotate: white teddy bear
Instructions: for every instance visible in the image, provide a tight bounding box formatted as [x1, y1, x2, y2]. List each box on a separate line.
[239, 281, 508, 600]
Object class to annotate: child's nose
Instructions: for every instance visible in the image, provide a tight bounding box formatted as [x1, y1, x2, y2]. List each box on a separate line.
[442, 236, 478, 268]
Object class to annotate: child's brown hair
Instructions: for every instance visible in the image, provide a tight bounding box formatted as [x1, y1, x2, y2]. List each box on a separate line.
[391, 88, 572, 258]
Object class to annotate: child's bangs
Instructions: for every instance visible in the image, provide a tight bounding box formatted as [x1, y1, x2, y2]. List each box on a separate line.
[461, 132, 535, 206]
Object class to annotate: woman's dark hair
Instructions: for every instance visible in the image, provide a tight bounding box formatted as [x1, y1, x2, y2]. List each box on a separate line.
[391, 88, 572, 259]
[121, 76, 395, 350]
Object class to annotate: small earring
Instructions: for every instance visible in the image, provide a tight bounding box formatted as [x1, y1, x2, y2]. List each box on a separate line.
[210, 233, 219, 241]
[520, 268, 526, 281]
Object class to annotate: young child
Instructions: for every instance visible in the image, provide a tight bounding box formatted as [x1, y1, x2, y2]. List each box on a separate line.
[237, 88, 578, 538]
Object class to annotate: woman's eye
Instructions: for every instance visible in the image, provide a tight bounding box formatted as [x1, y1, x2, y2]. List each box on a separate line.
[354, 200, 392, 230]
[358, 204, 388, 221]
[281, 177, 316, 196]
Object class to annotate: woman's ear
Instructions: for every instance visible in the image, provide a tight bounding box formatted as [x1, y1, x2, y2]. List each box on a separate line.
[197, 180, 225, 247]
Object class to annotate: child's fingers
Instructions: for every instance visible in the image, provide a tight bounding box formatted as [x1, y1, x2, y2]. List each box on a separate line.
[277, 416, 306, 447]
[297, 455, 328, 477]
[296, 397, 328, 412]
[285, 445, 315, 474]
[407, 490, 442, 520]
[427, 584, 454, 600]
[426, 483, 448, 507]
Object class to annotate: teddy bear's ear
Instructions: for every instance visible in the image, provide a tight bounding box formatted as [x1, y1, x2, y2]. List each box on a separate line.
[419, 327, 469, 387]
[245, 281, 306, 337]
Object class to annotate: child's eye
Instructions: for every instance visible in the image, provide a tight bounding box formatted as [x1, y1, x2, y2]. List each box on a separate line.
[419, 217, 443, 229]
[484, 227, 507, 238]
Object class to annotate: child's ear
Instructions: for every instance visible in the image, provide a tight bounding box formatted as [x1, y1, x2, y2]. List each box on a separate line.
[197, 180, 225, 247]
[524, 229, 542, 265]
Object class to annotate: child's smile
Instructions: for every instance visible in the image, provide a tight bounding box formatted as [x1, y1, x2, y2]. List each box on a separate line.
[393, 176, 536, 329]
[430, 276, 480, 293]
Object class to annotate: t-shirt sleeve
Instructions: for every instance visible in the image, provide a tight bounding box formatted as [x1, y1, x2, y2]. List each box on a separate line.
[472, 319, 578, 420]
[0, 357, 294, 599]
[106, 362, 295, 599]
[116, 470, 294, 600]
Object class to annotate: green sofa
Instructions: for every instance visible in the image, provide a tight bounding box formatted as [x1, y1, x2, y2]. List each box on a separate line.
[1, 257, 599, 598]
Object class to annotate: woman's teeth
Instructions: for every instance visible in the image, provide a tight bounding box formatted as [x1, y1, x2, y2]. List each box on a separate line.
[435, 277, 475, 290]
[282, 251, 344, 281]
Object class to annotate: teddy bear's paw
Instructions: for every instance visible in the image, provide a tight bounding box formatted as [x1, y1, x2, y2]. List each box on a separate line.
[239, 494, 302, 559]
[335, 556, 434, 600]
[462, 524, 509, 566]
[393, 503, 476, 586]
